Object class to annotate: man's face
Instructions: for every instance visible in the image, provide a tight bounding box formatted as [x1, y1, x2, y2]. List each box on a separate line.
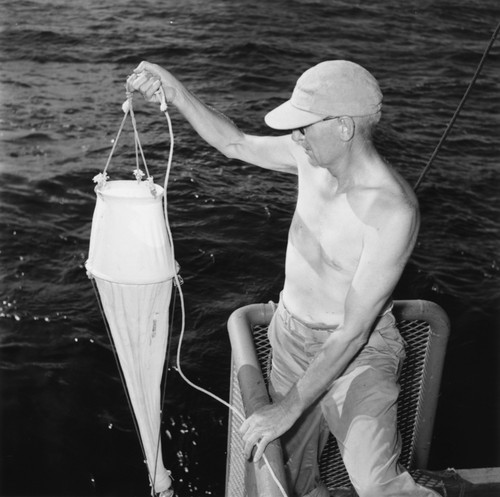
[292, 118, 343, 168]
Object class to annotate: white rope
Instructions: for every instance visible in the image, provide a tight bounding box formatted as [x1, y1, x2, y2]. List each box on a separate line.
[102, 108, 129, 176]
[154, 84, 289, 497]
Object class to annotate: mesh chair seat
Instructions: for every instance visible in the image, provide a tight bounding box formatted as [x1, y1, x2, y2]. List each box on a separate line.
[225, 299, 450, 497]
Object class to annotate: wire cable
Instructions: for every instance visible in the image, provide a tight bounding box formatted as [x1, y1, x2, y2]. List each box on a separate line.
[414, 21, 500, 192]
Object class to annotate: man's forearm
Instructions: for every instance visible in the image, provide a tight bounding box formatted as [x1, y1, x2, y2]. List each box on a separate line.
[131, 61, 246, 159]
[169, 83, 245, 159]
[286, 332, 364, 414]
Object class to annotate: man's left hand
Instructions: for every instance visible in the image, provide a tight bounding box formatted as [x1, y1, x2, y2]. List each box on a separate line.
[239, 400, 298, 462]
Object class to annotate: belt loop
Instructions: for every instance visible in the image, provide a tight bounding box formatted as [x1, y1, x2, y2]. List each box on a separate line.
[279, 298, 291, 330]
[268, 300, 278, 313]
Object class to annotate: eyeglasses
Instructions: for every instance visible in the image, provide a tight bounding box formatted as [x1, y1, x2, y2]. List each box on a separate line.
[297, 116, 340, 135]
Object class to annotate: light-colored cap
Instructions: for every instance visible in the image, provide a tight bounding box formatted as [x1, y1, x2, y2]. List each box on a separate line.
[265, 60, 383, 130]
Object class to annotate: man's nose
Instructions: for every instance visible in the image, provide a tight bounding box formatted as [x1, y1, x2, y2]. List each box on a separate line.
[291, 129, 303, 143]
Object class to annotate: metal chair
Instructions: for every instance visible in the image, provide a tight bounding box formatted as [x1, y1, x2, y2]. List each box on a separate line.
[225, 300, 450, 497]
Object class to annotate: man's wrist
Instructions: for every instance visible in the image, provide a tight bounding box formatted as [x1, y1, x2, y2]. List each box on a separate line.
[282, 384, 306, 420]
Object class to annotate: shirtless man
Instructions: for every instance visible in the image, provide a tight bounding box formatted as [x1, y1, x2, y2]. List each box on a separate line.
[129, 60, 439, 497]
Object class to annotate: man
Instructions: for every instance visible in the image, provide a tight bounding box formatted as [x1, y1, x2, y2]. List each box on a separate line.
[129, 60, 438, 497]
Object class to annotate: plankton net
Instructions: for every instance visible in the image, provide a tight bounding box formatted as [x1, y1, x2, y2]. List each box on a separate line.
[86, 83, 176, 497]
[85, 73, 289, 497]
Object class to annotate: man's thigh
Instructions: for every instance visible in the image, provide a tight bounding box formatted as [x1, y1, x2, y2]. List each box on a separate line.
[321, 342, 403, 490]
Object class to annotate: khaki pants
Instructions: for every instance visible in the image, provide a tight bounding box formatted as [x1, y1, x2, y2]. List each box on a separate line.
[268, 298, 440, 497]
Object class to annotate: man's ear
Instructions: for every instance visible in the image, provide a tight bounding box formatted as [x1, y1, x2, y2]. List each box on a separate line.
[338, 116, 355, 142]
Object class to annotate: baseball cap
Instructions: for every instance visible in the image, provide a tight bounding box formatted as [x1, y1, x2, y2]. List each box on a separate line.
[265, 60, 383, 130]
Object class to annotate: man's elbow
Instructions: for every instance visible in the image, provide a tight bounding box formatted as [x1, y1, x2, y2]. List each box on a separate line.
[222, 139, 247, 160]
[221, 144, 239, 160]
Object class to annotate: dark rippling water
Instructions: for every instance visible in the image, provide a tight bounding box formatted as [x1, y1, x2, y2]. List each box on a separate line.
[0, 1, 499, 496]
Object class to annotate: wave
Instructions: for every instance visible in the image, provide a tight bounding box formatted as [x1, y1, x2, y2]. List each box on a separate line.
[0, 130, 55, 143]
[0, 28, 83, 63]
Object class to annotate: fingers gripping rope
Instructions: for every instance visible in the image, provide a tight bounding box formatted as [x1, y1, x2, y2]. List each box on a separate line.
[125, 71, 168, 113]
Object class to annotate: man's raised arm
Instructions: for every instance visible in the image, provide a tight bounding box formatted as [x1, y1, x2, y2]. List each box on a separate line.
[128, 61, 298, 174]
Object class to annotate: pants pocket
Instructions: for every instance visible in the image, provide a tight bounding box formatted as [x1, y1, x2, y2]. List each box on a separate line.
[358, 315, 406, 376]
[378, 320, 406, 361]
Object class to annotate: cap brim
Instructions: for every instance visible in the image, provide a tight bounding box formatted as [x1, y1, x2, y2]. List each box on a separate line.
[264, 101, 325, 130]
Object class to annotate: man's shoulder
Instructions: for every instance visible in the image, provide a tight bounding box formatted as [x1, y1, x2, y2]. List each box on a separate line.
[347, 178, 418, 230]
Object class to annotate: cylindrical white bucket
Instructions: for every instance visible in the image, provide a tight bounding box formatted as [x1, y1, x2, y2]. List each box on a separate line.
[86, 180, 175, 284]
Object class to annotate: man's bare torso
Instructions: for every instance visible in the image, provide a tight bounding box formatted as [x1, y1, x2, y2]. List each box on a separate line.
[282, 157, 414, 327]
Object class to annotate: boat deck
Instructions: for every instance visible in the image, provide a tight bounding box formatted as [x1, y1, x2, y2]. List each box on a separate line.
[431, 468, 500, 497]
[325, 468, 500, 497]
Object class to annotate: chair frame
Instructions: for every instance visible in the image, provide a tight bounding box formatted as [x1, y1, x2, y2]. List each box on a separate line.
[226, 299, 450, 497]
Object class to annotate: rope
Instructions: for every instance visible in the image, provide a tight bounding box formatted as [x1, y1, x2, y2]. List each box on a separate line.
[100, 90, 156, 194]
[154, 86, 289, 497]
[102, 108, 129, 177]
[128, 95, 154, 183]
[414, 21, 500, 192]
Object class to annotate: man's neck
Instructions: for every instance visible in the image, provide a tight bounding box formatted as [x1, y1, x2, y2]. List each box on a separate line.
[326, 140, 382, 192]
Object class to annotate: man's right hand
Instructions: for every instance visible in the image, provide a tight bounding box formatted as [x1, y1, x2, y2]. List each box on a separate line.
[126, 61, 179, 106]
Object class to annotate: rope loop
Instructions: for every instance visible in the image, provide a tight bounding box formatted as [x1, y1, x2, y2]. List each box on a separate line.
[94, 87, 156, 196]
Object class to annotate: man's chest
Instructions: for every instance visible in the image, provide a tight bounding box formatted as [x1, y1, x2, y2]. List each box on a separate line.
[289, 197, 364, 271]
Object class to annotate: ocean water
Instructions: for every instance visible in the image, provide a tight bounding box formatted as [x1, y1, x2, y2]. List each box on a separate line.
[0, 1, 499, 496]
